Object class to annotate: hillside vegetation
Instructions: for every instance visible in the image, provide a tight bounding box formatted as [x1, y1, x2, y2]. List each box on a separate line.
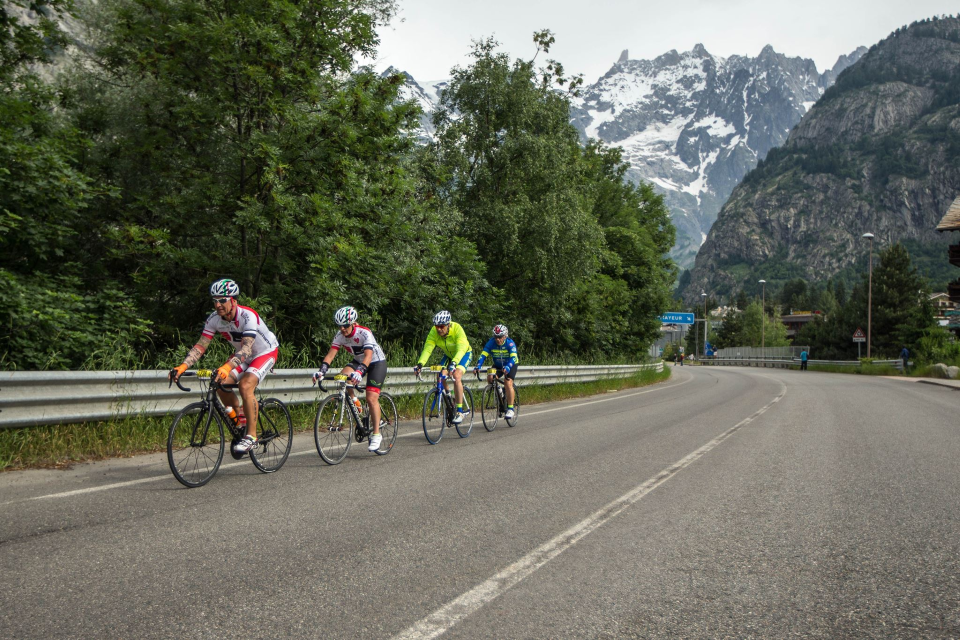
[0, 1, 675, 370]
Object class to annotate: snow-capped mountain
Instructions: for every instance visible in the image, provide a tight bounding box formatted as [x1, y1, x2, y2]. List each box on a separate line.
[388, 43, 865, 267]
[569, 44, 866, 266]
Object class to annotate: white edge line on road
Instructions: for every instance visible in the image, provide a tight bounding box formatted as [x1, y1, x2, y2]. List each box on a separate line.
[16, 373, 695, 503]
[391, 379, 787, 640]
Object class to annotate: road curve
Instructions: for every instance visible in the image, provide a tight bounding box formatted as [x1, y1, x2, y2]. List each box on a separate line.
[1, 367, 958, 638]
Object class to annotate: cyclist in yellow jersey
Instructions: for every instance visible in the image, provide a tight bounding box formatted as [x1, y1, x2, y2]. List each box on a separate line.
[413, 310, 473, 424]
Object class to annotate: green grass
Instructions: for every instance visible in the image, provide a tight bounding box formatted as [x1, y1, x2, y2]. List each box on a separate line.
[0, 367, 669, 471]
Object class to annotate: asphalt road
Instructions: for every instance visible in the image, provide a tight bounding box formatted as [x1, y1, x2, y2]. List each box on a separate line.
[1, 366, 958, 638]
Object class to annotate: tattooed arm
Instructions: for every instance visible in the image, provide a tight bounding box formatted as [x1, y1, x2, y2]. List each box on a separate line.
[182, 335, 212, 368]
[229, 335, 256, 368]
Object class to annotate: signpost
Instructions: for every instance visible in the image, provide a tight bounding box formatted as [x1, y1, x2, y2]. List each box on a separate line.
[660, 312, 694, 325]
[853, 327, 866, 358]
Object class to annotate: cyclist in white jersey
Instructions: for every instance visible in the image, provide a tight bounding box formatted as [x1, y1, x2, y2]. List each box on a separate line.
[312, 306, 388, 452]
[169, 279, 279, 454]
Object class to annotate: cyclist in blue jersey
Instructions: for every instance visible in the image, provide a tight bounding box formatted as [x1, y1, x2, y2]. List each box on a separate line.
[473, 324, 519, 419]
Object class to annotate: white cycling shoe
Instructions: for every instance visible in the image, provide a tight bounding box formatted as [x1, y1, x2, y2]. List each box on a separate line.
[368, 433, 383, 452]
[451, 412, 464, 425]
[233, 435, 257, 454]
[505, 409, 515, 419]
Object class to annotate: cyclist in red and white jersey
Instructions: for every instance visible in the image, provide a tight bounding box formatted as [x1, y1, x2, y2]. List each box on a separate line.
[168, 279, 279, 454]
[312, 306, 388, 452]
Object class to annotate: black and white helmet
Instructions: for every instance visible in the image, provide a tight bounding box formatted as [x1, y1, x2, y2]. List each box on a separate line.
[210, 278, 239, 298]
[433, 310, 452, 326]
[493, 324, 508, 337]
[334, 306, 358, 326]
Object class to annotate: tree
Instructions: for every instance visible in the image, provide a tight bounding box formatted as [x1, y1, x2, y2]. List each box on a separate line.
[430, 33, 675, 354]
[69, 0, 491, 352]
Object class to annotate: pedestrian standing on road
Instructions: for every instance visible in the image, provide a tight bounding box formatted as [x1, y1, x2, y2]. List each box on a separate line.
[679, 346, 685, 366]
[900, 346, 909, 373]
[800, 349, 809, 371]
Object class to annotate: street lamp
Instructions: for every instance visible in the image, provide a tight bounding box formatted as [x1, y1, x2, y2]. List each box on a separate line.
[862, 233, 874, 358]
[759, 279, 766, 358]
[701, 291, 707, 359]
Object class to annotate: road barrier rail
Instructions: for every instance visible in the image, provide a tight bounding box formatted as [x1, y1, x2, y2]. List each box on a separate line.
[701, 357, 903, 370]
[0, 363, 663, 429]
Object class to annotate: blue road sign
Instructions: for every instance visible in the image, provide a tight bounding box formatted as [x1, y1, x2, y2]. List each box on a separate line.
[660, 312, 694, 325]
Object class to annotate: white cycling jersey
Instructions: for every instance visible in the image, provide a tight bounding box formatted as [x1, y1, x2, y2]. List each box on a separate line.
[201, 306, 279, 358]
[331, 325, 386, 363]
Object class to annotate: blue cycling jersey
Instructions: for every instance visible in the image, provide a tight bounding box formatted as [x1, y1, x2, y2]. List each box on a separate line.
[476, 337, 519, 369]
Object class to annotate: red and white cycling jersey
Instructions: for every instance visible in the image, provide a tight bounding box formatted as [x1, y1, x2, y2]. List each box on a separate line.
[201, 306, 279, 358]
[331, 325, 386, 363]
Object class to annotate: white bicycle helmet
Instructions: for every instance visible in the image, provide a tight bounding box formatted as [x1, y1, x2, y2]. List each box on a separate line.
[210, 278, 239, 298]
[433, 310, 452, 326]
[493, 324, 508, 337]
[334, 306, 358, 326]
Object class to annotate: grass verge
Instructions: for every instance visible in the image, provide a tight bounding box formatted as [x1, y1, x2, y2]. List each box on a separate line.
[0, 367, 669, 472]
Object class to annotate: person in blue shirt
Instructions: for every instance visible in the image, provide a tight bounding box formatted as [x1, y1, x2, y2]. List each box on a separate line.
[473, 324, 519, 419]
[800, 349, 809, 371]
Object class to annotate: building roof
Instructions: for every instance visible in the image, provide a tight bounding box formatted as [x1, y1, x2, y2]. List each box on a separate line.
[937, 196, 960, 231]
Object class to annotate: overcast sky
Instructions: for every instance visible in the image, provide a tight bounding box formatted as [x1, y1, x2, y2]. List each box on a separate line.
[372, 0, 959, 83]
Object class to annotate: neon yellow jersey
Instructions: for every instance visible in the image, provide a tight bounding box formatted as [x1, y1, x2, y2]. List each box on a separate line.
[417, 322, 472, 366]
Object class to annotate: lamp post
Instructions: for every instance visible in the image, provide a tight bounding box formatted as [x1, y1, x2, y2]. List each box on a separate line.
[701, 291, 707, 359]
[759, 279, 766, 359]
[862, 233, 874, 358]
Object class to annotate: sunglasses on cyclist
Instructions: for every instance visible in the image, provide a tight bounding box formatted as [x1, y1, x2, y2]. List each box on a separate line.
[212, 297, 231, 305]
[435, 324, 450, 329]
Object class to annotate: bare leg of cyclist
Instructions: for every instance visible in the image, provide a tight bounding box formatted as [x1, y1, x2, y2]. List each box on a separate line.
[366, 389, 381, 435]
[238, 374, 259, 439]
[505, 378, 515, 407]
[452, 368, 464, 408]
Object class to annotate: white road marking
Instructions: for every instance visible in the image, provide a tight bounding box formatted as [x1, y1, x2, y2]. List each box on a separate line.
[391, 380, 786, 640]
[15, 374, 692, 503]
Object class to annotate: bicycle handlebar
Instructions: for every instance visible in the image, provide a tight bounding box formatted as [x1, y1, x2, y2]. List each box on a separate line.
[317, 373, 366, 394]
[170, 370, 239, 393]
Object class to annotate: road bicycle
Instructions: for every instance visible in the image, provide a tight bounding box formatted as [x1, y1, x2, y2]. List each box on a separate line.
[476, 368, 521, 431]
[314, 374, 399, 465]
[167, 370, 293, 488]
[417, 365, 474, 444]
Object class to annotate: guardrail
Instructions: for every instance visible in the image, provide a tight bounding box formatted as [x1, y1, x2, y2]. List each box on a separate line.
[0, 363, 662, 429]
[701, 358, 903, 370]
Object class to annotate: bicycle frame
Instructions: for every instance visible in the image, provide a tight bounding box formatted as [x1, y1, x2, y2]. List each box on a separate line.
[318, 374, 370, 440]
[424, 365, 456, 419]
[476, 368, 507, 413]
[174, 370, 246, 443]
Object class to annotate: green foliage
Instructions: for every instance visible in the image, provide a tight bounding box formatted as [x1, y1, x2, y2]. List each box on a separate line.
[427, 35, 675, 356]
[0, 269, 152, 370]
[797, 244, 935, 360]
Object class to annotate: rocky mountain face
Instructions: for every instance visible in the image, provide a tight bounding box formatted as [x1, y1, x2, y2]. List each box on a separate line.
[568, 45, 865, 267]
[682, 17, 960, 304]
[395, 45, 865, 268]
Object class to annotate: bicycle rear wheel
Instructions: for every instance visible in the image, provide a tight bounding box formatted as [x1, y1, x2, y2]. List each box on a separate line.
[250, 398, 293, 473]
[455, 387, 474, 438]
[506, 386, 520, 427]
[314, 395, 353, 464]
[422, 389, 445, 444]
[370, 392, 399, 455]
[480, 384, 499, 432]
[167, 402, 225, 488]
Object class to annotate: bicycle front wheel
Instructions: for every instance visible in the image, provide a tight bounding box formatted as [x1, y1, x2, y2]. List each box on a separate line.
[506, 386, 520, 427]
[422, 389, 445, 444]
[480, 384, 499, 432]
[315, 395, 353, 464]
[455, 387, 474, 438]
[167, 402, 225, 488]
[250, 398, 293, 473]
[371, 392, 399, 456]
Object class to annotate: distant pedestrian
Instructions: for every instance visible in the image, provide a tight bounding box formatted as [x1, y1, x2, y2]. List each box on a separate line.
[900, 346, 909, 373]
[679, 346, 685, 366]
[800, 349, 808, 371]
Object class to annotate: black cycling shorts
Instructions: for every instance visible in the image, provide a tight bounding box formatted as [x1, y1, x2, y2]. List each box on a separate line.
[349, 359, 387, 392]
[495, 364, 518, 381]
